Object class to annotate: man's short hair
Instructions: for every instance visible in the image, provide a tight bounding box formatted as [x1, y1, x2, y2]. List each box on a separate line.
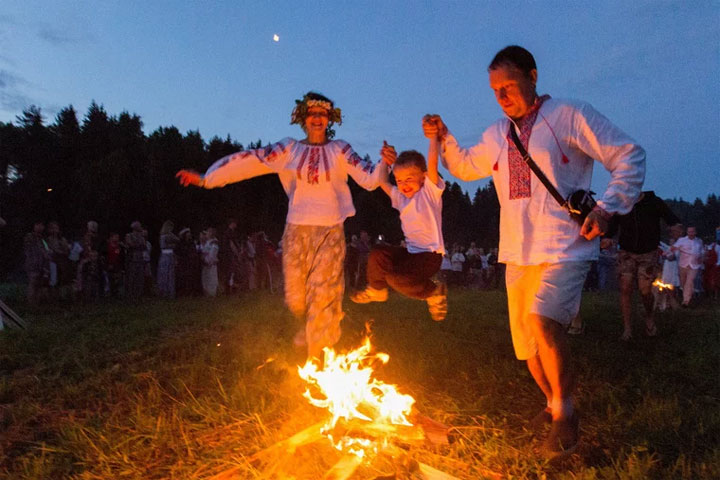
[395, 150, 427, 172]
[488, 45, 537, 77]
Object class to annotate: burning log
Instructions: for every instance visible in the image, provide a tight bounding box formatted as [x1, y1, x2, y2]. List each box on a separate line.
[323, 454, 364, 480]
[249, 421, 326, 462]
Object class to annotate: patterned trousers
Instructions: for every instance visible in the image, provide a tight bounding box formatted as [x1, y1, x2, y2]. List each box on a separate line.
[282, 223, 345, 359]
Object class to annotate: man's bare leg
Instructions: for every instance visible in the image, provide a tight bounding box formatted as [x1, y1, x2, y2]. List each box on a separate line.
[530, 313, 579, 457]
[527, 354, 553, 425]
[526, 354, 552, 404]
[529, 314, 574, 420]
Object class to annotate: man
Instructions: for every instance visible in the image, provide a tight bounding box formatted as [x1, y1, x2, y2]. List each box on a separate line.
[606, 191, 681, 340]
[423, 45, 645, 458]
[673, 226, 704, 307]
[24, 221, 50, 305]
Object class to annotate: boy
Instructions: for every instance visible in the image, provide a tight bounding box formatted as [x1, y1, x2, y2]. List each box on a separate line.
[351, 138, 447, 320]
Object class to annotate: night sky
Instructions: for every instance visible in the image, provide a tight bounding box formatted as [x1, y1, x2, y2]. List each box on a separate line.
[2, 1, 718, 200]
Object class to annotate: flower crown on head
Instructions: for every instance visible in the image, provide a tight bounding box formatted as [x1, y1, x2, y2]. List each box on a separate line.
[290, 93, 342, 131]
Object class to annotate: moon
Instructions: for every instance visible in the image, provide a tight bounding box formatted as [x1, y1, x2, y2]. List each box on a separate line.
[273, 34, 279, 42]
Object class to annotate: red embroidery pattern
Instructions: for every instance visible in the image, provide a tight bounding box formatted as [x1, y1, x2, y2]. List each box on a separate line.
[321, 147, 331, 182]
[506, 95, 549, 199]
[296, 147, 310, 179]
[306, 147, 320, 184]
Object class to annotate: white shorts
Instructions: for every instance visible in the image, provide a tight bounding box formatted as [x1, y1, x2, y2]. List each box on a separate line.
[505, 261, 590, 360]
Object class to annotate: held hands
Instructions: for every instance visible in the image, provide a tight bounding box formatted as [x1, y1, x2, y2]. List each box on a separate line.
[580, 209, 609, 240]
[175, 169, 204, 187]
[422, 114, 448, 140]
[381, 140, 397, 166]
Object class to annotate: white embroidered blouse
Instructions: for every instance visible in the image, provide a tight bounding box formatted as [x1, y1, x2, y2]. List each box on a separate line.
[202, 138, 381, 226]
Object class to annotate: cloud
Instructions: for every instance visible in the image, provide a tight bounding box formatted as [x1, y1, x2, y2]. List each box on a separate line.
[37, 22, 93, 45]
[0, 69, 29, 88]
[0, 69, 37, 115]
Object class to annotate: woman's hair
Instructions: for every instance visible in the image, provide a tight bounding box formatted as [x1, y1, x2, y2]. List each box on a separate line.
[290, 91, 342, 139]
[395, 150, 427, 172]
[488, 45, 537, 77]
[160, 220, 174, 235]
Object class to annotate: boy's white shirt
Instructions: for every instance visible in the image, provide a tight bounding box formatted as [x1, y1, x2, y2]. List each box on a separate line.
[390, 176, 445, 255]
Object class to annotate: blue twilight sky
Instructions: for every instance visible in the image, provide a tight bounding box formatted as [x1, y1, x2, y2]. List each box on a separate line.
[1, 1, 718, 201]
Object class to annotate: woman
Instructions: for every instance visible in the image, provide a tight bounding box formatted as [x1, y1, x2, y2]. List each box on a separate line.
[176, 92, 384, 358]
[157, 220, 179, 298]
[175, 227, 200, 296]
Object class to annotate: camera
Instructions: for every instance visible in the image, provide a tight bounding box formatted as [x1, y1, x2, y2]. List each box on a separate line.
[566, 190, 596, 225]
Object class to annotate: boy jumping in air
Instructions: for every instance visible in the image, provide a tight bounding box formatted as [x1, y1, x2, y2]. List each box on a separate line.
[351, 131, 447, 321]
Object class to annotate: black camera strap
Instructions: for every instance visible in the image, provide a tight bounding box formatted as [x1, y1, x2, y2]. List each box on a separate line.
[508, 123, 568, 209]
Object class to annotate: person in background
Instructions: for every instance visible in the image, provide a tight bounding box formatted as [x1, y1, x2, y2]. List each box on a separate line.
[423, 45, 645, 458]
[657, 235, 681, 312]
[105, 232, 125, 298]
[175, 228, 200, 296]
[489, 247, 503, 290]
[201, 228, 220, 297]
[345, 234, 360, 290]
[83, 220, 100, 255]
[673, 226, 704, 307]
[80, 250, 103, 302]
[702, 236, 719, 301]
[157, 220, 180, 298]
[465, 242, 482, 288]
[219, 219, 241, 294]
[254, 231, 277, 291]
[142, 229, 153, 296]
[450, 244, 466, 286]
[240, 233, 256, 291]
[125, 221, 146, 301]
[46, 221, 70, 297]
[23, 221, 50, 305]
[176, 91, 383, 359]
[605, 190, 681, 340]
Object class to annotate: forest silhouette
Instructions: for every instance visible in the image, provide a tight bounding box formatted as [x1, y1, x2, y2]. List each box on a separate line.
[1, 103, 718, 277]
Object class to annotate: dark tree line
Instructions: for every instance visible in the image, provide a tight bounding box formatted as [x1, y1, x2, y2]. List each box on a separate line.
[1, 103, 717, 277]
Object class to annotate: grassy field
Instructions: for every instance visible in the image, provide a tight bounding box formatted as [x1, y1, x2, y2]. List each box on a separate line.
[0, 288, 718, 479]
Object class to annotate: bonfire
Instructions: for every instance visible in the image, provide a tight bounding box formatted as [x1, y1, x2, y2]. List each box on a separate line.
[232, 336, 458, 479]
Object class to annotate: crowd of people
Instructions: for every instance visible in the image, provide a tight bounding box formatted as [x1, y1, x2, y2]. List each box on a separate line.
[439, 243, 503, 289]
[21, 218, 283, 304]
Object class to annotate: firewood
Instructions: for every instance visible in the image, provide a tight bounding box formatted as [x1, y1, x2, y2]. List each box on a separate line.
[249, 421, 326, 462]
[323, 454, 363, 480]
[411, 414, 450, 446]
[416, 461, 461, 480]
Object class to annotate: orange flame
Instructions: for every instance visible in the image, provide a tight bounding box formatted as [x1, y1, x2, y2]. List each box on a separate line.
[297, 337, 415, 458]
[652, 279, 674, 291]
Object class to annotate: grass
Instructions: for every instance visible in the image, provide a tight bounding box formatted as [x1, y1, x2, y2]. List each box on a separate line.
[0, 288, 718, 479]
